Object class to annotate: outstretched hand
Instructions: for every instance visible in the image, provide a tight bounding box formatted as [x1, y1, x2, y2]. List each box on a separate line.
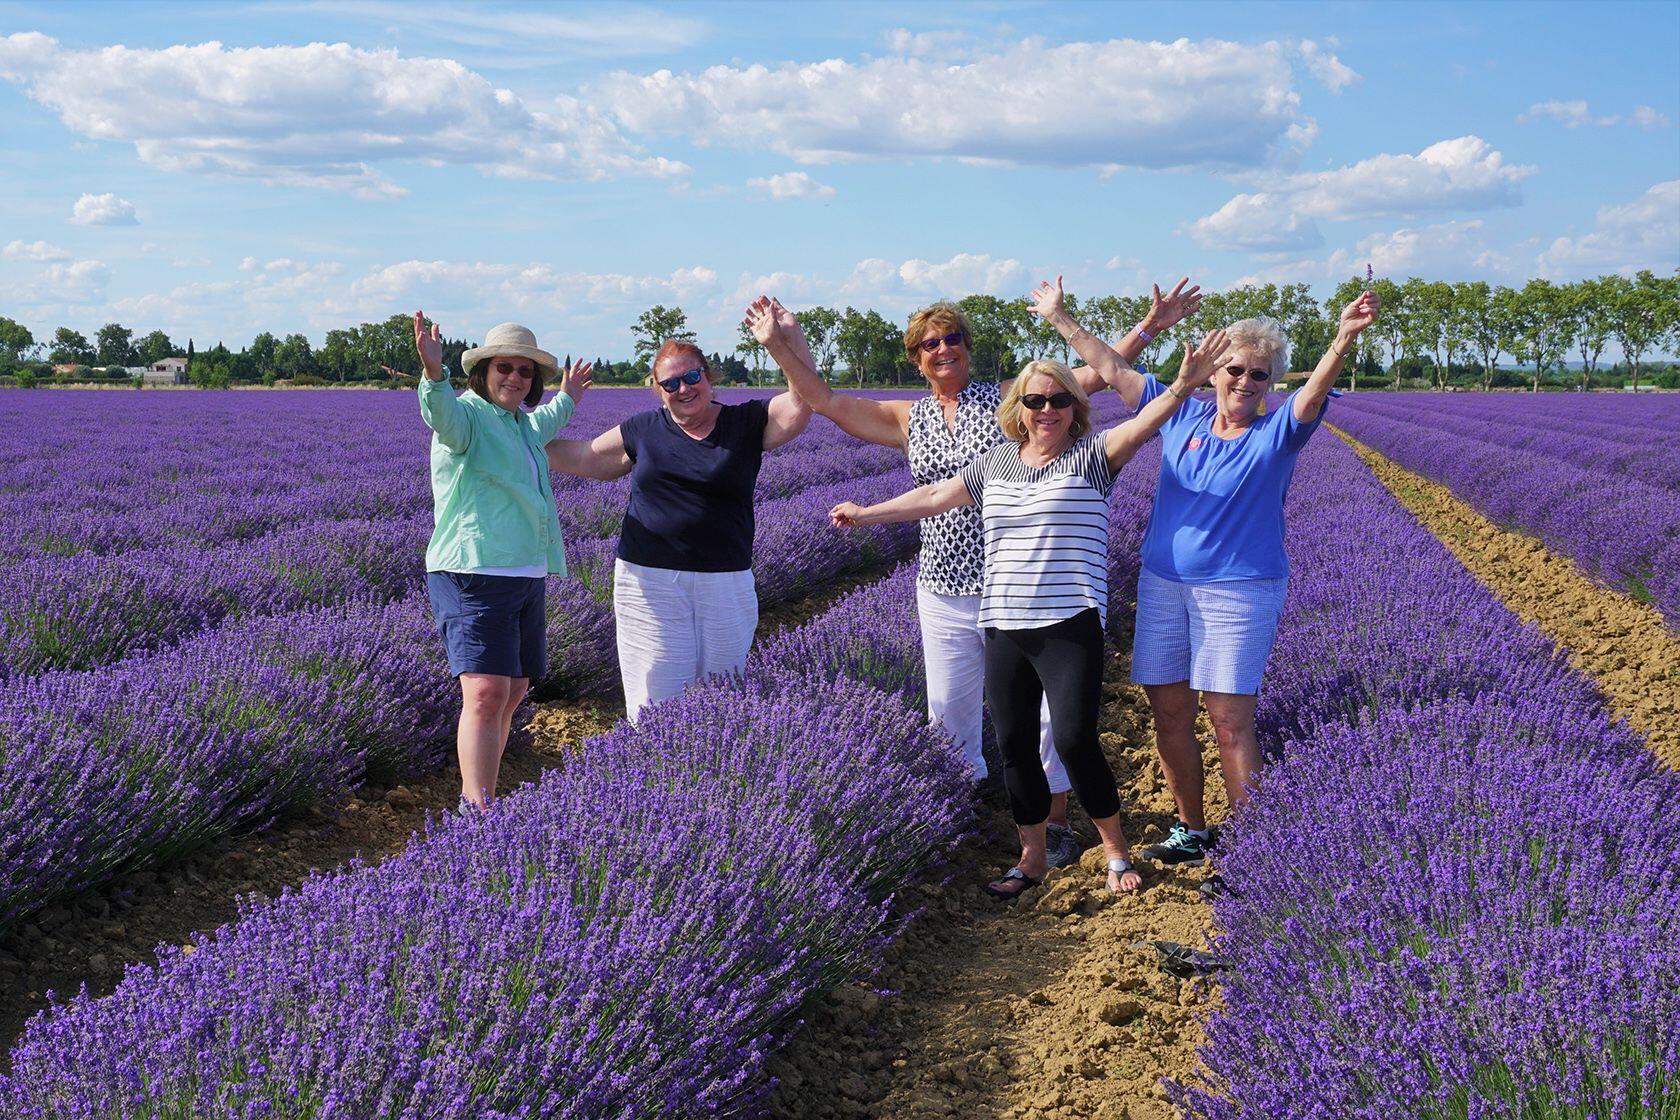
[1027, 276, 1067, 321]
[413, 310, 443, 379]
[1148, 278, 1203, 333]
[829, 501, 865, 528]
[559, 359, 593, 403]
[1340, 290, 1380, 337]
[743, 295, 778, 346]
[1176, 328, 1232, 390]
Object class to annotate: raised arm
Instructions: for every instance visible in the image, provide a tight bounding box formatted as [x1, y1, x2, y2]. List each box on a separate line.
[530, 359, 592, 442]
[745, 295, 912, 451]
[829, 474, 972, 528]
[1026, 277, 1203, 411]
[743, 297, 816, 451]
[546, 424, 631, 481]
[1294, 290, 1378, 425]
[413, 309, 471, 453]
[1103, 329, 1231, 469]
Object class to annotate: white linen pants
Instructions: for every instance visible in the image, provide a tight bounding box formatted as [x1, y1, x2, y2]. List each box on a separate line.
[614, 558, 758, 723]
[917, 585, 1070, 792]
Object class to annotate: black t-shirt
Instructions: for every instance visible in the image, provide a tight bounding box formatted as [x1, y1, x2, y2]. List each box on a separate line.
[617, 399, 771, 572]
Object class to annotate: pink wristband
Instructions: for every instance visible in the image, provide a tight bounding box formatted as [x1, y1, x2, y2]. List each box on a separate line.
[1136, 324, 1154, 343]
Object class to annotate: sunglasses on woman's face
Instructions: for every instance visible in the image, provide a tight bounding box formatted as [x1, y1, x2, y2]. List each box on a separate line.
[918, 331, 966, 354]
[493, 361, 535, 379]
[1223, 365, 1271, 382]
[657, 367, 706, 393]
[1021, 391, 1076, 411]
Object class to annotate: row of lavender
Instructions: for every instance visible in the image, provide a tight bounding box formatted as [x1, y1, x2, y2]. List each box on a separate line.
[0, 476, 919, 934]
[0, 565, 978, 1117]
[1176, 433, 1679, 1118]
[0, 389, 905, 678]
[1331, 393, 1680, 631]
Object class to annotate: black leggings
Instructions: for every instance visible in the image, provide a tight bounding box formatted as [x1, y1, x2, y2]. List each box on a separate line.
[983, 608, 1121, 827]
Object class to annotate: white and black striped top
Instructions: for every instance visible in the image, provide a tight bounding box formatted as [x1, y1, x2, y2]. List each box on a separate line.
[959, 433, 1115, 630]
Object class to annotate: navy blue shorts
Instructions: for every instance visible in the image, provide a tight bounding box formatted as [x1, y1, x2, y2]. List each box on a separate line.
[426, 572, 547, 680]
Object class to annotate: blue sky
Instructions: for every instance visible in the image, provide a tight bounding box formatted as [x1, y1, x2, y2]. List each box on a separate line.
[1, 0, 1676, 359]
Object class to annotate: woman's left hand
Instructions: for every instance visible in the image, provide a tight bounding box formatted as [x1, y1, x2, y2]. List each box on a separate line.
[829, 501, 865, 528]
[743, 296, 779, 346]
[1339, 290, 1381, 337]
[559, 359, 593, 402]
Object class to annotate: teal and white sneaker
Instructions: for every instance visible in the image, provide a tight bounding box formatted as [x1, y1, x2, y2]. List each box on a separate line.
[1140, 821, 1216, 867]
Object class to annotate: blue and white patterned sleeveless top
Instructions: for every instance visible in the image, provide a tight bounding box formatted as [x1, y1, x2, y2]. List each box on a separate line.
[905, 379, 1007, 596]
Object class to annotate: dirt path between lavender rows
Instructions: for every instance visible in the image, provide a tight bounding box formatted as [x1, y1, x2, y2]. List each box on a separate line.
[0, 571, 885, 1050]
[766, 641, 1229, 1120]
[1336, 427, 1680, 772]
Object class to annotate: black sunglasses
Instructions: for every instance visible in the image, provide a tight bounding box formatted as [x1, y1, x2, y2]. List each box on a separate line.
[1021, 391, 1076, 410]
[657, 367, 706, 393]
[1224, 364, 1271, 382]
[917, 331, 966, 353]
[492, 361, 535, 378]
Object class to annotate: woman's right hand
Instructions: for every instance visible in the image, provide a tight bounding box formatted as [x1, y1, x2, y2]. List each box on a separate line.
[829, 501, 865, 528]
[413, 310, 444, 379]
[559, 358, 593, 403]
[1027, 276, 1067, 321]
[1174, 328, 1232, 391]
[744, 296, 779, 346]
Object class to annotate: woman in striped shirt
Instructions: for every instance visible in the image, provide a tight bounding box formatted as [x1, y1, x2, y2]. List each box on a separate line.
[830, 332, 1231, 897]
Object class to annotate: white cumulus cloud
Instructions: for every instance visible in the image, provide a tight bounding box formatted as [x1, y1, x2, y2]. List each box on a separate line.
[39, 259, 112, 302]
[0, 33, 687, 199]
[1191, 136, 1535, 250]
[70, 192, 138, 226]
[1538, 180, 1680, 278]
[3, 239, 70, 261]
[600, 37, 1318, 171]
[746, 171, 836, 201]
[1297, 40, 1359, 92]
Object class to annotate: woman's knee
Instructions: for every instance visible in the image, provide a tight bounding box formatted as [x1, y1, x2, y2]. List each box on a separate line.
[1145, 683, 1198, 734]
[1204, 695, 1257, 748]
[460, 673, 512, 715]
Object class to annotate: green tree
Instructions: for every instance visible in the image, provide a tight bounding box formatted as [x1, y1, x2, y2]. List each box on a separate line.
[630, 305, 693, 368]
[0, 317, 35, 361]
[49, 327, 95, 366]
[135, 329, 175, 366]
[836, 307, 903, 387]
[1560, 278, 1610, 389]
[1606, 270, 1679, 390]
[247, 331, 278, 381]
[320, 329, 353, 382]
[793, 305, 840, 380]
[96, 322, 136, 367]
[735, 319, 767, 385]
[1510, 279, 1570, 392]
[1365, 278, 1406, 382]
[275, 333, 316, 382]
[954, 294, 1018, 380]
[1328, 277, 1371, 390]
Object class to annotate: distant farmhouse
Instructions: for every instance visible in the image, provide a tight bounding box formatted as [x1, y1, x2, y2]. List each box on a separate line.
[141, 356, 188, 386]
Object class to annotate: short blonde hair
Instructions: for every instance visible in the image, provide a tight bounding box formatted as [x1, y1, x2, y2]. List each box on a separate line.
[998, 359, 1092, 443]
[903, 301, 973, 364]
[1224, 317, 1291, 379]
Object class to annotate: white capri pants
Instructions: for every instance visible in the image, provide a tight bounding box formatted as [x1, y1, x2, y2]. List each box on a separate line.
[917, 585, 1070, 792]
[1130, 567, 1288, 696]
[614, 558, 758, 723]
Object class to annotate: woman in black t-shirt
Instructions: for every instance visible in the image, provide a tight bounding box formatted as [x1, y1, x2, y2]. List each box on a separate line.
[547, 318, 814, 720]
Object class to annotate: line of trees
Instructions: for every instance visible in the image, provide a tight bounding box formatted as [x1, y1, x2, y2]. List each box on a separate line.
[3, 270, 1676, 391]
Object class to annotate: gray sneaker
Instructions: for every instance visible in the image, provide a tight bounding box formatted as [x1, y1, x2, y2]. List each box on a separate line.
[1045, 823, 1084, 869]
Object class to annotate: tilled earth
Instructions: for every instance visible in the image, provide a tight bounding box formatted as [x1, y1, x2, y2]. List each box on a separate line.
[766, 660, 1229, 1120]
[1339, 428, 1680, 771]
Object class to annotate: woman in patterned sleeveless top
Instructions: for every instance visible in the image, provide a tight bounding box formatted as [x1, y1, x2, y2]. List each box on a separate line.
[757, 282, 1201, 869]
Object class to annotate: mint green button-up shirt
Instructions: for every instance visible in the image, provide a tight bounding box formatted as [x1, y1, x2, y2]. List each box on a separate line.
[418, 374, 576, 575]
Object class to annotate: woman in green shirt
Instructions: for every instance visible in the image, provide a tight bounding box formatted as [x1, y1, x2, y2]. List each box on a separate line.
[414, 312, 591, 814]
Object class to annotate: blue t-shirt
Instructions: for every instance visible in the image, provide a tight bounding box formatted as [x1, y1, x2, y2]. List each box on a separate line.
[1137, 375, 1324, 583]
[618, 399, 770, 572]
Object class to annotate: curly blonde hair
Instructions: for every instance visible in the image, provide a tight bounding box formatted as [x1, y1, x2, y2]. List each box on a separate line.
[997, 359, 1091, 443]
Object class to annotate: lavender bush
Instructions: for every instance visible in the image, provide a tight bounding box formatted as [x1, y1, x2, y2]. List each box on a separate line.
[1333, 393, 1680, 631]
[1173, 432, 1680, 1120]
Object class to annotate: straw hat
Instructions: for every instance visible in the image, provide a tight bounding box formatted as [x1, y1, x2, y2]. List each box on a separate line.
[461, 323, 559, 380]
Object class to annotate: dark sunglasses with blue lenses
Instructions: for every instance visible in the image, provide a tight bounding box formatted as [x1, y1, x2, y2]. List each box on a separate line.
[657, 367, 706, 393]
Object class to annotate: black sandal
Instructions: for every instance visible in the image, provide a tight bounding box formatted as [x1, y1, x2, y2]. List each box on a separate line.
[983, 867, 1043, 901]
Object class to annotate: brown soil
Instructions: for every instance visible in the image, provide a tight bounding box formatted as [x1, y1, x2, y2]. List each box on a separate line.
[1337, 428, 1680, 771]
[766, 655, 1229, 1120]
[0, 567, 890, 1049]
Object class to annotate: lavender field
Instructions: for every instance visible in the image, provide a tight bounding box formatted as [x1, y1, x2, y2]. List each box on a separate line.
[1333, 393, 1680, 632]
[0, 386, 1675, 1118]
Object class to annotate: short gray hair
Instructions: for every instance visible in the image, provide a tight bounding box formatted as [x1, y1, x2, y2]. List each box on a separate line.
[1224, 317, 1291, 378]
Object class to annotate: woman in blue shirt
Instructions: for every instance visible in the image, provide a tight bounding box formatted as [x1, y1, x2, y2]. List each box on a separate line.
[1041, 289, 1379, 869]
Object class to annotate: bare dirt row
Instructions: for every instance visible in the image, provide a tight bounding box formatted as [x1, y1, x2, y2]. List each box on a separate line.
[1336, 427, 1680, 771]
[767, 651, 1228, 1120]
